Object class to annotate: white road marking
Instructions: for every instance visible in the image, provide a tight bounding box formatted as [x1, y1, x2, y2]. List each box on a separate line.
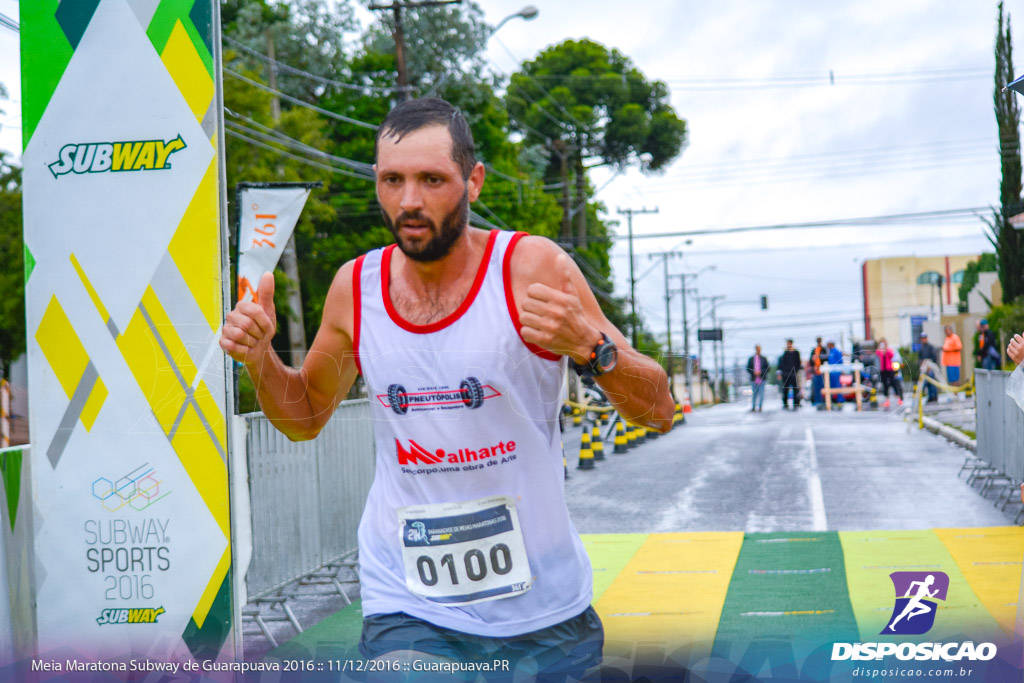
[806, 426, 828, 531]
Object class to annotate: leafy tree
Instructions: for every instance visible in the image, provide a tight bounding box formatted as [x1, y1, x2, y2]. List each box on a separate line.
[985, 296, 1024, 367]
[957, 252, 998, 310]
[991, 2, 1024, 301]
[506, 39, 688, 248]
[360, 0, 491, 97]
[223, 0, 358, 103]
[0, 150, 24, 381]
[221, 1, 658, 363]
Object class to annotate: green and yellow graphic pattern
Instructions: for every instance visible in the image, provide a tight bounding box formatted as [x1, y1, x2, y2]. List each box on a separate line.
[22, 0, 230, 660]
[589, 527, 1021, 657]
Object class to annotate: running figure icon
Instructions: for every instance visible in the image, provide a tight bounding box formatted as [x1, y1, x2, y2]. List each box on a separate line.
[887, 574, 939, 632]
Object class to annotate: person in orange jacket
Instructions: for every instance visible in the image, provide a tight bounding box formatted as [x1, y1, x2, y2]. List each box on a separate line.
[942, 325, 963, 385]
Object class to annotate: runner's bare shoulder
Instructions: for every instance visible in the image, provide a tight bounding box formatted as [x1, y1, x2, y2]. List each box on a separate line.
[508, 234, 563, 290]
[322, 259, 359, 339]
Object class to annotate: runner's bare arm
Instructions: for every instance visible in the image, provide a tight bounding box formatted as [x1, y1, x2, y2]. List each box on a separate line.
[220, 263, 360, 440]
[511, 236, 675, 432]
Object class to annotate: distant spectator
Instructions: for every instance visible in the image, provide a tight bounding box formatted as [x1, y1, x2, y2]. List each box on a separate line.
[918, 332, 939, 403]
[746, 344, 770, 413]
[975, 319, 1000, 371]
[826, 341, 844, 405]
[777, 339, 802, 409]
[876, 338, 903, 407]
[808, 337, 828, 407]
[942, 325, 963, 385]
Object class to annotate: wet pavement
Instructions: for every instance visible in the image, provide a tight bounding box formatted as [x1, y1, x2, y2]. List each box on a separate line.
[563, 388, 1014, 533]
[243, 389, 1020, 662]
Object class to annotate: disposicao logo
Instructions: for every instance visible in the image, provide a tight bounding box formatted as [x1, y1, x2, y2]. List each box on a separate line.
[831, 571, 998, 663]
[883, 571, 949, 635]
[48, 136, 186, 179]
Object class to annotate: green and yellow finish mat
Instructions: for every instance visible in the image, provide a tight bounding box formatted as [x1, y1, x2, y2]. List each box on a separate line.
[271, 527, 1024, 679]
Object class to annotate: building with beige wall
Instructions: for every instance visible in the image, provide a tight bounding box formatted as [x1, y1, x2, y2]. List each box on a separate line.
[861, 254, 983, 350]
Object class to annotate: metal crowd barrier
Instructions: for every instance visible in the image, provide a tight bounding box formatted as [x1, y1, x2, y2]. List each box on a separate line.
[972, 370, 1024, 521]
[243, 399, 376, 599]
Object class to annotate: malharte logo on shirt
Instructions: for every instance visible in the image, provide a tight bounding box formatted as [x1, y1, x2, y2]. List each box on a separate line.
[396, 438, 517, 466]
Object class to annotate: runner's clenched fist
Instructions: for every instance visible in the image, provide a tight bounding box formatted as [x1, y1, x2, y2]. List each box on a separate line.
[518, 253, 599, 363]
[220, 272, 277, 365]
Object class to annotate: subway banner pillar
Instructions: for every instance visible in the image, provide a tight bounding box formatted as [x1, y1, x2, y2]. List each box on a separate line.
[18, 0, 236, 664]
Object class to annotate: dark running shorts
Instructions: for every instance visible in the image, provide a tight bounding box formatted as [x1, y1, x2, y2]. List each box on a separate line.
[359, 606, 604, 680]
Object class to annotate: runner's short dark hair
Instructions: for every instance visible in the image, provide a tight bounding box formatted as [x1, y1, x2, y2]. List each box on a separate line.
[375, 98, 476, 180]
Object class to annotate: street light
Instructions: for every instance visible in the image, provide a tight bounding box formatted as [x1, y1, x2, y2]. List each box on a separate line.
[492, 5, 539, 33]
[424, 5, 539, 98]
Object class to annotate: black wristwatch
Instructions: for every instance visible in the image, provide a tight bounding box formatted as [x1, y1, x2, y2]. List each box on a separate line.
[569, 332, 618, 377]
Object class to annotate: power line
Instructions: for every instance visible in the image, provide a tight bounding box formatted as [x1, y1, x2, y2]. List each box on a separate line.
[611, 232, 991, 258]
[638, 151, 995, 190]
[223, 35, 396, 94]
[226, 116, 375, 175]
[525, 65, 991, 90]
[612, 207, 990, 241]
[0, 12, 18, 33]
[224, 68, 380, 130]
[225, 128, 374, 180]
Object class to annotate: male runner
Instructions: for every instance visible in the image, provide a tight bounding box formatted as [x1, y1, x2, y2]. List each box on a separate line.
[220, 98, 675, 677]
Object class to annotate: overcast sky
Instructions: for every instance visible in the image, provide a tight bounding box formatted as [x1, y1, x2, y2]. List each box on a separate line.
[1, 0, 1022, 370]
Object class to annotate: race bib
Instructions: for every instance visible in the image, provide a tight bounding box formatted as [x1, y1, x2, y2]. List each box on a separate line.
[397, 495, 532, 605]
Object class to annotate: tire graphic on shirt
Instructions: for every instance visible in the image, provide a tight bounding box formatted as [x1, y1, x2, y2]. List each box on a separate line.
[460, 377, 484, 409]
[380, 378, 500, 414]
[388, 384, 409, 415]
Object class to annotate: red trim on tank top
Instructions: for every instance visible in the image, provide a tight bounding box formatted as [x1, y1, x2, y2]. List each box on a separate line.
[503, 232, 562, 362]
[380, 229, 499, 334]
[352, 254, 365, 375]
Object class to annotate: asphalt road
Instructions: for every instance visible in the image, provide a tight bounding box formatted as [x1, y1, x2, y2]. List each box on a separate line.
[564, 387, 1015, 534]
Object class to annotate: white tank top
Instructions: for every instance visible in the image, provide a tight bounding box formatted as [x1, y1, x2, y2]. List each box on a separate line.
[352, 229, 593, 636]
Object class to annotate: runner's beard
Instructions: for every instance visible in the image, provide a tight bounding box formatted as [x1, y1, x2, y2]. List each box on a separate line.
[383, 188, 469, 262]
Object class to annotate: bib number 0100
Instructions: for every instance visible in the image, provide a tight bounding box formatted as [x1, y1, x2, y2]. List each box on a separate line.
[416, 543, 513, 586]
[398, 495, 533, 605]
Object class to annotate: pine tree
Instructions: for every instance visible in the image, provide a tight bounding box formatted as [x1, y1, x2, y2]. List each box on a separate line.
[993, 2, 1024, 301]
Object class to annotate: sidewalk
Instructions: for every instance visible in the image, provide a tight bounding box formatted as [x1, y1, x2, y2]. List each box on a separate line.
[919, 394, 977, 437]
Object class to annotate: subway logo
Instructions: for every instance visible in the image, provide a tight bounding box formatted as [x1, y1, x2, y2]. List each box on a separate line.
[96, 606, 165, 625]
[48, 136, 186, 179]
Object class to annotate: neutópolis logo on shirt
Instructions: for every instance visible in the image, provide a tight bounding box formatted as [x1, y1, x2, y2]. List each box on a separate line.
[882, 571, 948, 635]
[378, 376, 501, 415]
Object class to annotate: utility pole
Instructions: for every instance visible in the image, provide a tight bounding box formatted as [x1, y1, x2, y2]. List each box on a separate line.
[369, 0, 463, 101]
[672, 276, 698, 405]
[694, 294, 704, 403]
[711, 298, 721, 401]
[265, 31, 281, 120]
[265, 31, 308, 367]
[696, 295, 725, 403]
[648, 251, 681, 392]
[554, 141, 572, 243]
[617, 206, 659, 348]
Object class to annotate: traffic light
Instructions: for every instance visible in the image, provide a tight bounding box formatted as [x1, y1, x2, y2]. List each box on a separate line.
[760, 295, 768, 310]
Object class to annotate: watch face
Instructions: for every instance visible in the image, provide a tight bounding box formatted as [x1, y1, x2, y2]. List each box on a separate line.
[596, 336, 617, 372]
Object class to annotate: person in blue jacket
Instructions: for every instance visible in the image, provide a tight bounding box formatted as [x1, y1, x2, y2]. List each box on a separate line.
[827, 340, 844, 405]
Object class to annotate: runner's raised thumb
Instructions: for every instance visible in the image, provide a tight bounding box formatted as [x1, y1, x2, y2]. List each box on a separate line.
[257, 272, 275, 316]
